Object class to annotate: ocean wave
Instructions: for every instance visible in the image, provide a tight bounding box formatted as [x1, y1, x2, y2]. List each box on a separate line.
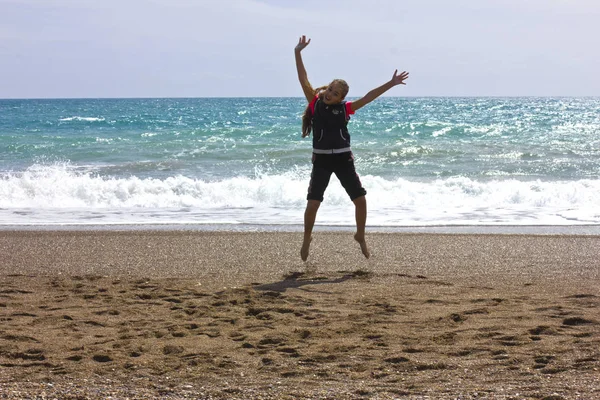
[59, 116, 106, 122]
[0, 164, 307, 208]
[1, 164, 600, 226]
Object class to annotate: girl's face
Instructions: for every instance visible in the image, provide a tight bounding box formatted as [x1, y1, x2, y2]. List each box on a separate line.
[322, 83, 345, 105]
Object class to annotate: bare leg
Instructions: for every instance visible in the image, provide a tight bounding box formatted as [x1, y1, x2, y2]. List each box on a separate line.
[352, 195, 370, 258]
[301, 200, 321, 261]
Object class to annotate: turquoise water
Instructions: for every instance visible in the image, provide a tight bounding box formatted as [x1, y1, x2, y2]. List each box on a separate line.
[1, 97, 600, 228]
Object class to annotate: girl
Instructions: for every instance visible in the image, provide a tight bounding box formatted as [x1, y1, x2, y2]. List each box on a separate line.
[295, 35, 409, 261]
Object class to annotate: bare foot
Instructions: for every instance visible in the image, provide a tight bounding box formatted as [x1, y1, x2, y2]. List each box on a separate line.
[300, 237, 312, 261]
[354, 234, 370, 259]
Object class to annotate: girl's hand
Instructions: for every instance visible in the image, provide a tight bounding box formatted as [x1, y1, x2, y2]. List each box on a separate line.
[391, 69, 409, 86]
[295, 35, 311, 52]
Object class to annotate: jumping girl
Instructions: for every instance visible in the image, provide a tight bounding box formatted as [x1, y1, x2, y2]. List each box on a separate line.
[295, 35, 409, 261]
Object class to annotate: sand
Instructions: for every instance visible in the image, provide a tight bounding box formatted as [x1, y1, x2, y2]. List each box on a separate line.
[0, 230, 599, 399]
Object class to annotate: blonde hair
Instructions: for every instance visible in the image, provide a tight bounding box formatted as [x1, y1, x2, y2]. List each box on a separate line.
[302, 79, 349, 137]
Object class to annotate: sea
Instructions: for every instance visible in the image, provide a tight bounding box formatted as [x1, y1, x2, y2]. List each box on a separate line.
[1, 97, 600, 233]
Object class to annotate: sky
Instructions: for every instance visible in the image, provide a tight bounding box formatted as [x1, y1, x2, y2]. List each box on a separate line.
[1, 0, 599, 98]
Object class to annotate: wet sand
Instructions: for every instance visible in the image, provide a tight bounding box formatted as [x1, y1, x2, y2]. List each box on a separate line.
[1, 230, 599, 399]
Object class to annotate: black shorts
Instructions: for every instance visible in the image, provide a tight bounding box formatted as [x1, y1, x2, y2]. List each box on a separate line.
[307, 152, 367, 202]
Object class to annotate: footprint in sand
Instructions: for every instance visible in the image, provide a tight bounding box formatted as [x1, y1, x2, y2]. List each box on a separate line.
[562, 317, 596, 326]
[533, 355, 555, 369]
[92, 354, 113, 363]
[8, 349, 45, 361]
[163, 345, 184, 355]
[528, 325, 558, 336]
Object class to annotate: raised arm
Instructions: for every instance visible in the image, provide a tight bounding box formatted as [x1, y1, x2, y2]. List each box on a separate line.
[351, 69, 409, 112]
[295, 35, 315, 103]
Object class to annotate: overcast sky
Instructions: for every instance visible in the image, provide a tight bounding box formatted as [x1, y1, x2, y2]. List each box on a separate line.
[1, 0, 599, 98]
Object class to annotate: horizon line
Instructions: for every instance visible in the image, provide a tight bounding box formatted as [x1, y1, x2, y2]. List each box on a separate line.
[2, 95, 599, 101]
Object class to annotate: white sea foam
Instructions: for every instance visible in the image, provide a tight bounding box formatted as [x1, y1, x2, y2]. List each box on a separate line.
[1, 164, 600, 227]
[59, 116, 105, 122]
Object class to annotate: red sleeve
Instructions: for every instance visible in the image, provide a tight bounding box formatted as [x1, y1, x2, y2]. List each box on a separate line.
[309, 95, 318, 114]
[345, 102, 355, 116]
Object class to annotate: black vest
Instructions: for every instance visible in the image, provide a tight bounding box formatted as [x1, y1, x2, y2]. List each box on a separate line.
[312, 99, 351, 151]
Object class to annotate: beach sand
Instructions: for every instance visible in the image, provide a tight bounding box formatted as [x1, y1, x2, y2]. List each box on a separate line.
[0, 230, 599, 399]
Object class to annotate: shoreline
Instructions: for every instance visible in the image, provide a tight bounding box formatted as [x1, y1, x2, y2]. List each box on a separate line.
[1, 230, 599, 399]
[2, 223, 600, 236]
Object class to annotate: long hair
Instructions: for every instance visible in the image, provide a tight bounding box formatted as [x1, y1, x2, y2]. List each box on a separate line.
[301, 79, 349, 138]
